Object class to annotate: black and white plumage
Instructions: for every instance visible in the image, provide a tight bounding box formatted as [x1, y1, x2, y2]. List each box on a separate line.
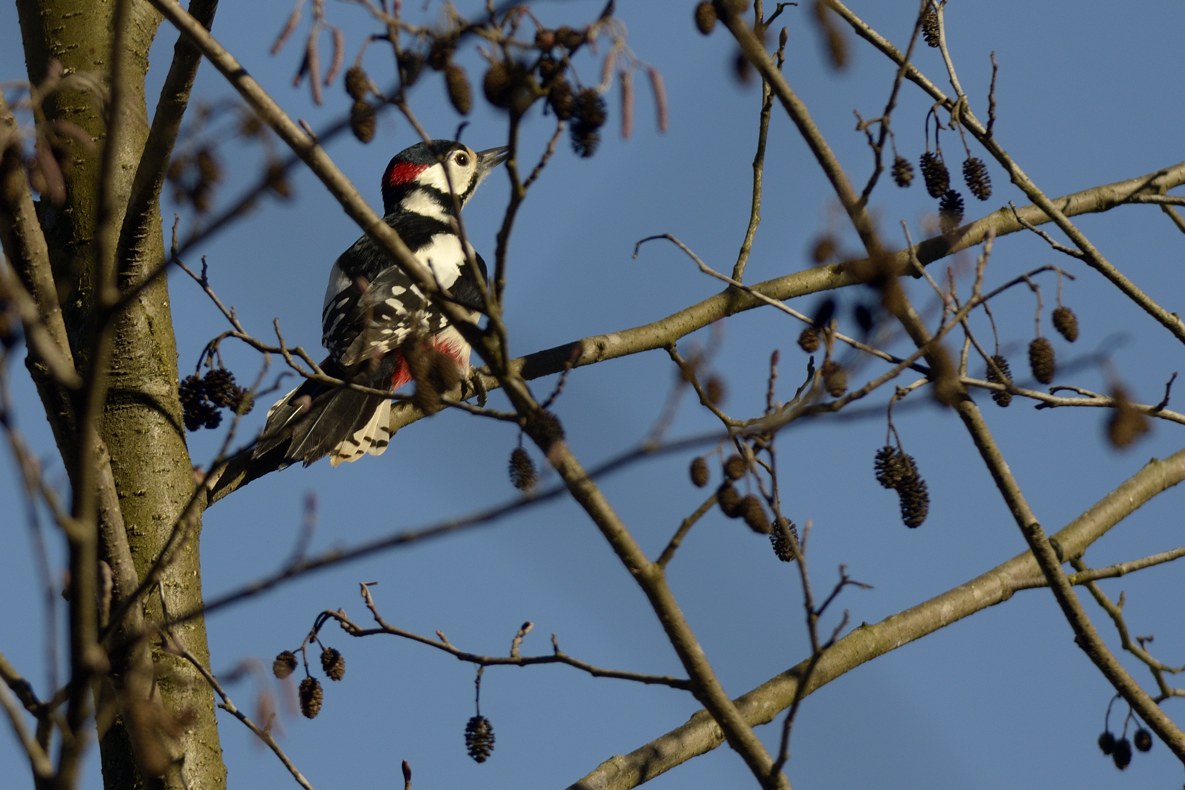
[254, 140, 507, 466]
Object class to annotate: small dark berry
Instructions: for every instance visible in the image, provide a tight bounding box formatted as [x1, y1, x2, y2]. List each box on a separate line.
[1097, 730, 1116, 755]
[1134, 728, 1152, 752]
[690, 456, 710, 488]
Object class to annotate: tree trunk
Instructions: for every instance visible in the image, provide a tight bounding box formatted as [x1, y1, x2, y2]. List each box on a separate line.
[14, 1, 226, 787]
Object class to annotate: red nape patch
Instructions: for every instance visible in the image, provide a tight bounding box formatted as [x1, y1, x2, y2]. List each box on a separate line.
[384, 161, 429, 187]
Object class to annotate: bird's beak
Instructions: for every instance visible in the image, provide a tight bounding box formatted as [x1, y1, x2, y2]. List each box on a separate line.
[476, 146, 510, 179]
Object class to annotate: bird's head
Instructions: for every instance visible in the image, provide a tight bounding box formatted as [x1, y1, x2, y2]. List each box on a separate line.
[380, 140, 508, 217]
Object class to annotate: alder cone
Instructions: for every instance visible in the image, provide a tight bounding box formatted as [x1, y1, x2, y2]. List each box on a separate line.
[920, 151, 950, 198]
[465, 715, 495, 763]
[320, 647, 345, 681]
[694, 1, 717, 35]
[897, 474, 930, 528]
[962, 156, 992, 200]
[444, 63, 472, 115]
[1028, 337, 1056, 384]
[272, 650, 296, 679]
[986, 354, 1013, 407]
[508, 447, 537, 491]
[797, 326, 820, 353]
[299, 677, 323, 719]
[1051, 306, 1079, 342]
[770, 518, 799, 562]
[892, 154, 914, 187]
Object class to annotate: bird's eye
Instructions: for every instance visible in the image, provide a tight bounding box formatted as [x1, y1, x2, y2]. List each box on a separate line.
[455, 152, 470, 167]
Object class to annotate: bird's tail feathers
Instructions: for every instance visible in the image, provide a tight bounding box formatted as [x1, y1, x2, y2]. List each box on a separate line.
[253, 361, 393, 466]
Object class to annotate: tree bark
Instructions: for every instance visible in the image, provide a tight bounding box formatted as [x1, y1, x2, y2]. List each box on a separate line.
[14, 1, 226, 787]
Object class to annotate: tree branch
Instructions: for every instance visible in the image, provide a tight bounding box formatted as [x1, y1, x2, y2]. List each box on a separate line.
[201, 155, 1185, 502]
[569, 447, 1185, 789]
[827, 0, 1185, 344]
[117, 0, 220, 280]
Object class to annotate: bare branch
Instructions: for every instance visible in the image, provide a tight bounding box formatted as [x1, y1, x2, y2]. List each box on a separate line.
[570, 447, 1185, 788]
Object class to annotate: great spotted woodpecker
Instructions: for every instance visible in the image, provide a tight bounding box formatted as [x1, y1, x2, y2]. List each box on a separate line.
[254, 140, 507, 466]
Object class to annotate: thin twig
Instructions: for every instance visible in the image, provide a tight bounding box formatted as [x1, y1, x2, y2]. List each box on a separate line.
[167, 637, 313, 789]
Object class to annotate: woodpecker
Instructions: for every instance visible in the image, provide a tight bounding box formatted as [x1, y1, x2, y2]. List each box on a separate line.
[254, 140, 507, 466]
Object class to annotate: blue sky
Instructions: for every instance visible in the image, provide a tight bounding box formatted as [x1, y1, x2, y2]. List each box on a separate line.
[3, 2, 1185, 788]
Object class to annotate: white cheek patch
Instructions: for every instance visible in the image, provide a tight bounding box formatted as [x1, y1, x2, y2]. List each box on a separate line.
[446, 162, 476, 195]
[412, 159, 476, 199]
[419, 165, 452, 193]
